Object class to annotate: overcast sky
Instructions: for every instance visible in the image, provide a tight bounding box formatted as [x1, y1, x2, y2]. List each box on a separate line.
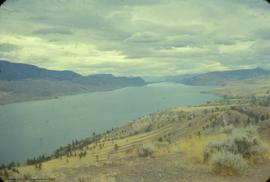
[0, 0, 270, 76]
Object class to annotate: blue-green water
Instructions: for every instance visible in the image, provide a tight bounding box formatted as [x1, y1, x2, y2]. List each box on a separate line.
[0, 83, 217, 164]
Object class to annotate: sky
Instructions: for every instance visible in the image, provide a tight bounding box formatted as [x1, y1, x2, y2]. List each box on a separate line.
[0, 0, 270, 77]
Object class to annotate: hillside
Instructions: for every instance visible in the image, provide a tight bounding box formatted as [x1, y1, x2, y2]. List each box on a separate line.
[0, 60, 146, 105]
[149, 68, 270, 86]
[181, 68, 270, 86]
[1, 80, 270, 182]
[0, 60, 81, 81]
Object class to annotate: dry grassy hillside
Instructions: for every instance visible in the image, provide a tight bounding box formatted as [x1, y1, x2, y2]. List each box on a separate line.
[1, 82, 270, 182]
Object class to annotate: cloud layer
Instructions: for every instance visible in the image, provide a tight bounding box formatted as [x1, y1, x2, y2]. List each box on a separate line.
[0, 0, 270, 76]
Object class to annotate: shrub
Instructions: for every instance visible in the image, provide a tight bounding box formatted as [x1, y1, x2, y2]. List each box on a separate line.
[114, 144, 119, 151]
[125, 148, 134, 154]
[137, 147, 153, 157]
[221, 124, 234, 134]
[204, 126, 267, 161]
[209, 150, 248, 175]
[23, 173, 32, 180]
[203, 126, 270, 175]
[77, 176, 91, 182]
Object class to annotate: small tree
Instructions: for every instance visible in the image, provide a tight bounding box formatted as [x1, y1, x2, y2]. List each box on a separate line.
[260, 115, 265, 121]
[38, 163, 42, 170]
[114, 144, 119, 151]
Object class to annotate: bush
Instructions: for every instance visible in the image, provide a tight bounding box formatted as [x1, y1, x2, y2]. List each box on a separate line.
[221, 124, 234, 134]
[203, 126, 269, 175]
[204, 126, 267, 160]
[77, 176, 91, 182]
[233, 127, 268, 159]
[114, 144, 119, 151]
[125, 148, 134, 154]
[137, 147, 153, 157]
[210, 150, 248, 175]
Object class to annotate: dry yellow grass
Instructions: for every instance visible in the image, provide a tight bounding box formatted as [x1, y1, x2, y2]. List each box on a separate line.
[178, 134, 226, 163]
[255, 139, 270, 162]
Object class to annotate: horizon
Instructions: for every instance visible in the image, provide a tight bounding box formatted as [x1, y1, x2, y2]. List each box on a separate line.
[0, 0, 270, 77]
[1, 59, 269, 78]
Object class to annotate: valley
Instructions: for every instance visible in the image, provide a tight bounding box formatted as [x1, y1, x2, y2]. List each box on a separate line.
[1, 0, 270, 181]
[1, 78, 270, 182]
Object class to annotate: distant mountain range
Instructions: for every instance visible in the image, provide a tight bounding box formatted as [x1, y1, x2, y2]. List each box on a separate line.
[0, 60, 145, 86]
[181, 67, 270, 86]
[0, 60, 269, 105]
[145, 67, 270, 86]
[0, 60, 146, 105]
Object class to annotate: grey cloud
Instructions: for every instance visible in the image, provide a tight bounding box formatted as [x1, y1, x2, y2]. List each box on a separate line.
[27, 16, 48, 22]
[250, 40, 270, 56]
[32, 28, 73, 35]
[124, 32, 161, 43]
[253, 28, 270, 40]
[1, 0, 270, 76]
[212, 38, 237, 46]
[95, 0, 173, 7]
[0, 43, 20, 52]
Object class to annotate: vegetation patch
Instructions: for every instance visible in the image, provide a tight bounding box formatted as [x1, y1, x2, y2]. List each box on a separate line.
[179, 134, 225, 163]
[179, 126, 270, 175]
[208, 151, 248, 175]
[204, 126, 270, 175]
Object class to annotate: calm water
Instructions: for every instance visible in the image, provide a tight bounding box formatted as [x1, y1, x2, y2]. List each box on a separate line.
[0, 83, 217, 164]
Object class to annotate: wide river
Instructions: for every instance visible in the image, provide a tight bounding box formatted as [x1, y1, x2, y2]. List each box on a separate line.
[0, 83, 218, 164]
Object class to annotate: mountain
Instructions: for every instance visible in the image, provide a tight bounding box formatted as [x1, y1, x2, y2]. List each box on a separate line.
[143, 74, 195, 84]
[0, 60, 81, 81]
[0, 60, 146, 104]
[77, 74, 146, 87]
[0, 60, 145, 86]
[161, 74, 196, 83]
[180, 68, 270, 86]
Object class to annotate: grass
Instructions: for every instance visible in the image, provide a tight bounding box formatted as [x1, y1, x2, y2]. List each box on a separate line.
[177, 125, 270, 175]
[178, 134, 225, 163]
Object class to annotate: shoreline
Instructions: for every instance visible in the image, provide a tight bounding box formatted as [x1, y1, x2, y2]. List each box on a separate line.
[0, 84, 149, 107]
[0, 83, 219, 165]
